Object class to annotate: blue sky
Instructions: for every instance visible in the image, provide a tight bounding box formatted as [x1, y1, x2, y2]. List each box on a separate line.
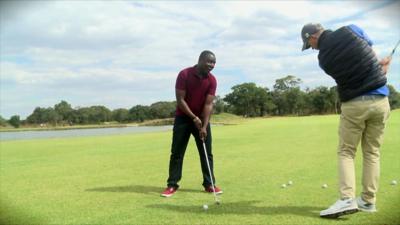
[1, 0, 399, 119]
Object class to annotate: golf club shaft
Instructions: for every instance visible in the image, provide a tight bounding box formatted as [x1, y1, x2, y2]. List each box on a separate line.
[202, 141, 219, 203]
[390, 39, 400, 57]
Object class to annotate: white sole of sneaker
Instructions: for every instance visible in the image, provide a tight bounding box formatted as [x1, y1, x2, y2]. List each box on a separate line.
[320, 208, 359, 219]
[161, 194, 173, 197]
[205, 191, 223, 195]
[358, 208, 377, 213]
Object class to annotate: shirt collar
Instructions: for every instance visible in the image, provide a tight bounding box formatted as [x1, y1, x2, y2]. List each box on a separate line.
[193, 65, 209, 78]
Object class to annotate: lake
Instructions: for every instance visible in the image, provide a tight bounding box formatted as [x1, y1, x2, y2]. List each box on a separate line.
[0, 126, 172, 141]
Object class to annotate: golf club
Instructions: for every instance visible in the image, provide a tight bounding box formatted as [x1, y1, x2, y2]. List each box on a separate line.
[202, 140, 220, 205]
[390, 39, 400, 57]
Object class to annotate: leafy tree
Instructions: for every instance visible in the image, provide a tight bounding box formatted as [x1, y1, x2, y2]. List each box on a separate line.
[9, 115, 20, 128]
[45, 108, 61, 125]
[54, 100, 74, 124]
[308, 86, 334, 114]
[272, 76, 304, 115]
[273, 75, 301, 92]
[224, 83, 274, 117]
[73, 107, 91, 124]
[0, 115, 8, 127]
[129, 105, 151, 122]
[286, 87, 306, 115]
[224, 83, 254, 117]
[214, 96, 226, 114]
[388, 85, 400, 109]
[256, 87, 276, 116]
[262, 88, 277, 115]
[26, 107, 61, 125]
[88, 106, 112, 123]
[112, 108, 130, 123]
[26, 107, 44, 124]
[149, 101, 176, 119]
[329, 86, 340, 114]
[271, 89, 288, 115]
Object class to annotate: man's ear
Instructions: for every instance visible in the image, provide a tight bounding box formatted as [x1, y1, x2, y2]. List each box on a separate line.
[310, 34, 318, 40]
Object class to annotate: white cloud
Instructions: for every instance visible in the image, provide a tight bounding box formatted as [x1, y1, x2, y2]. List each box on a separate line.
[0, 0, 399, 118]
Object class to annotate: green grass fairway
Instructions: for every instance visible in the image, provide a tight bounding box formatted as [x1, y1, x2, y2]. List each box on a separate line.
[1, 111, 399, 224]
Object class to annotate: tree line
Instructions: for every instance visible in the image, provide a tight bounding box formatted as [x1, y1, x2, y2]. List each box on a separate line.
[220, 76, 399, 117]
[0, 101, 177, 128]
[2, 75, 399, 128]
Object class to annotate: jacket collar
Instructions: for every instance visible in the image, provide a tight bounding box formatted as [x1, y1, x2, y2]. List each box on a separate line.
[318, 30, 332, 50]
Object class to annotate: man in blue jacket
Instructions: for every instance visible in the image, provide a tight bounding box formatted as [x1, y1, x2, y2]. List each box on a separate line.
[301, 23, 392, 218]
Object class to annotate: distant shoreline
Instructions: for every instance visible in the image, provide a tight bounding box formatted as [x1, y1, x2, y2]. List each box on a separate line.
[0, 123, 136, 133]
[0, 113, 245, 133]
[0, 119, 172, 133]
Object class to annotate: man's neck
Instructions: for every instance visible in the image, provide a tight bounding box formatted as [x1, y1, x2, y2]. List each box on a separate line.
[195, 65, 207, 78]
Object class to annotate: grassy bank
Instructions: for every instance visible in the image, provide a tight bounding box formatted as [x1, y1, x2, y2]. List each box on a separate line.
[1, 110, 399, 224]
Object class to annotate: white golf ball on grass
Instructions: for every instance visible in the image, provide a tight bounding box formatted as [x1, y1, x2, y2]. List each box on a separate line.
[203, 204, 208, 210]
[288, 181, 293, 186]
[391, 180, 397, 185]
[281, 184, 287, 188]
[322, 184, 328, 189]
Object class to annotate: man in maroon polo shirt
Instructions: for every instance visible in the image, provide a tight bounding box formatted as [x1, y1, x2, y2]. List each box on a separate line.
[161, 50, 223, 197]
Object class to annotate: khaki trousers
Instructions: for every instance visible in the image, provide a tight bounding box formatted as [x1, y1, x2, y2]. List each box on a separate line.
[338, 96, 390, 204]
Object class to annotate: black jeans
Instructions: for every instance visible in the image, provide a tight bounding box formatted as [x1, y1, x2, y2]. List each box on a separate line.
[167, 115, 215, 188]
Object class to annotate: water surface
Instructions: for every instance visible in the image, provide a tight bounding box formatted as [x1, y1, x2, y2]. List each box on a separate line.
[0, 126, 172, 141]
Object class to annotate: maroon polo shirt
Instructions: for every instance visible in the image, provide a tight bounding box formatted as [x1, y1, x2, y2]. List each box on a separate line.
[175, 66, 217, 117]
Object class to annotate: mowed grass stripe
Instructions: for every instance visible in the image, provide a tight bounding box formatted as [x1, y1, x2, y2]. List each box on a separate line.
[1, 110, 399, 224]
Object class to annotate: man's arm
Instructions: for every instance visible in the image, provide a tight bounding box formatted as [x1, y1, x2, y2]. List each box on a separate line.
[348, 24, 373, 46]
[379, 56, 392, 75]
[349, 24, 392, 75]
[175, 89, 202, 129]
[199, 94, 215, 141]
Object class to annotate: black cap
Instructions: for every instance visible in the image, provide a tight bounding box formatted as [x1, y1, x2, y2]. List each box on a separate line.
[301, 23, 324, 51]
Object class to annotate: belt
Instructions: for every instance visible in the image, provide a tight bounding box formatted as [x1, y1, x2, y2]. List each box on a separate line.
[351, 95, 386, 101]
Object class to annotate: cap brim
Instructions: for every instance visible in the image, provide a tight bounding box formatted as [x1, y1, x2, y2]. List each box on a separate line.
[302, 42, 310, 51]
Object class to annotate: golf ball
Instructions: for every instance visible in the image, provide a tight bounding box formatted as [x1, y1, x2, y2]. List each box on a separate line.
[281, 184, 287, 188]
[391, 180, 397, 185]
[322, 184, 328, 189]
[288, 181, 293, 185]
[203, 204, 208, 210]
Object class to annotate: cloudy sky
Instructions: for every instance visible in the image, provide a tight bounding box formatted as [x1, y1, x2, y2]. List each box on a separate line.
[1, 0, 399, 119]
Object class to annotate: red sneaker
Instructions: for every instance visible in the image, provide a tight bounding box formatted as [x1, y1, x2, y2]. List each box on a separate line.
[161, 187, 177, 197]
[204, 186, 223, 194]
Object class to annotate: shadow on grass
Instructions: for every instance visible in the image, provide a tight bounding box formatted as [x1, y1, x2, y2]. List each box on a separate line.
[148, 200, 350, 220]
[0, 200, 45, 224]
[86, 185, 199, 195]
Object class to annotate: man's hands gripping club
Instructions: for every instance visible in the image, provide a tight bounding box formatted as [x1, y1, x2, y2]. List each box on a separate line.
[379, 56, 392, 75]
[380, 39, 400, 75]
[193, 116, 207, 141]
